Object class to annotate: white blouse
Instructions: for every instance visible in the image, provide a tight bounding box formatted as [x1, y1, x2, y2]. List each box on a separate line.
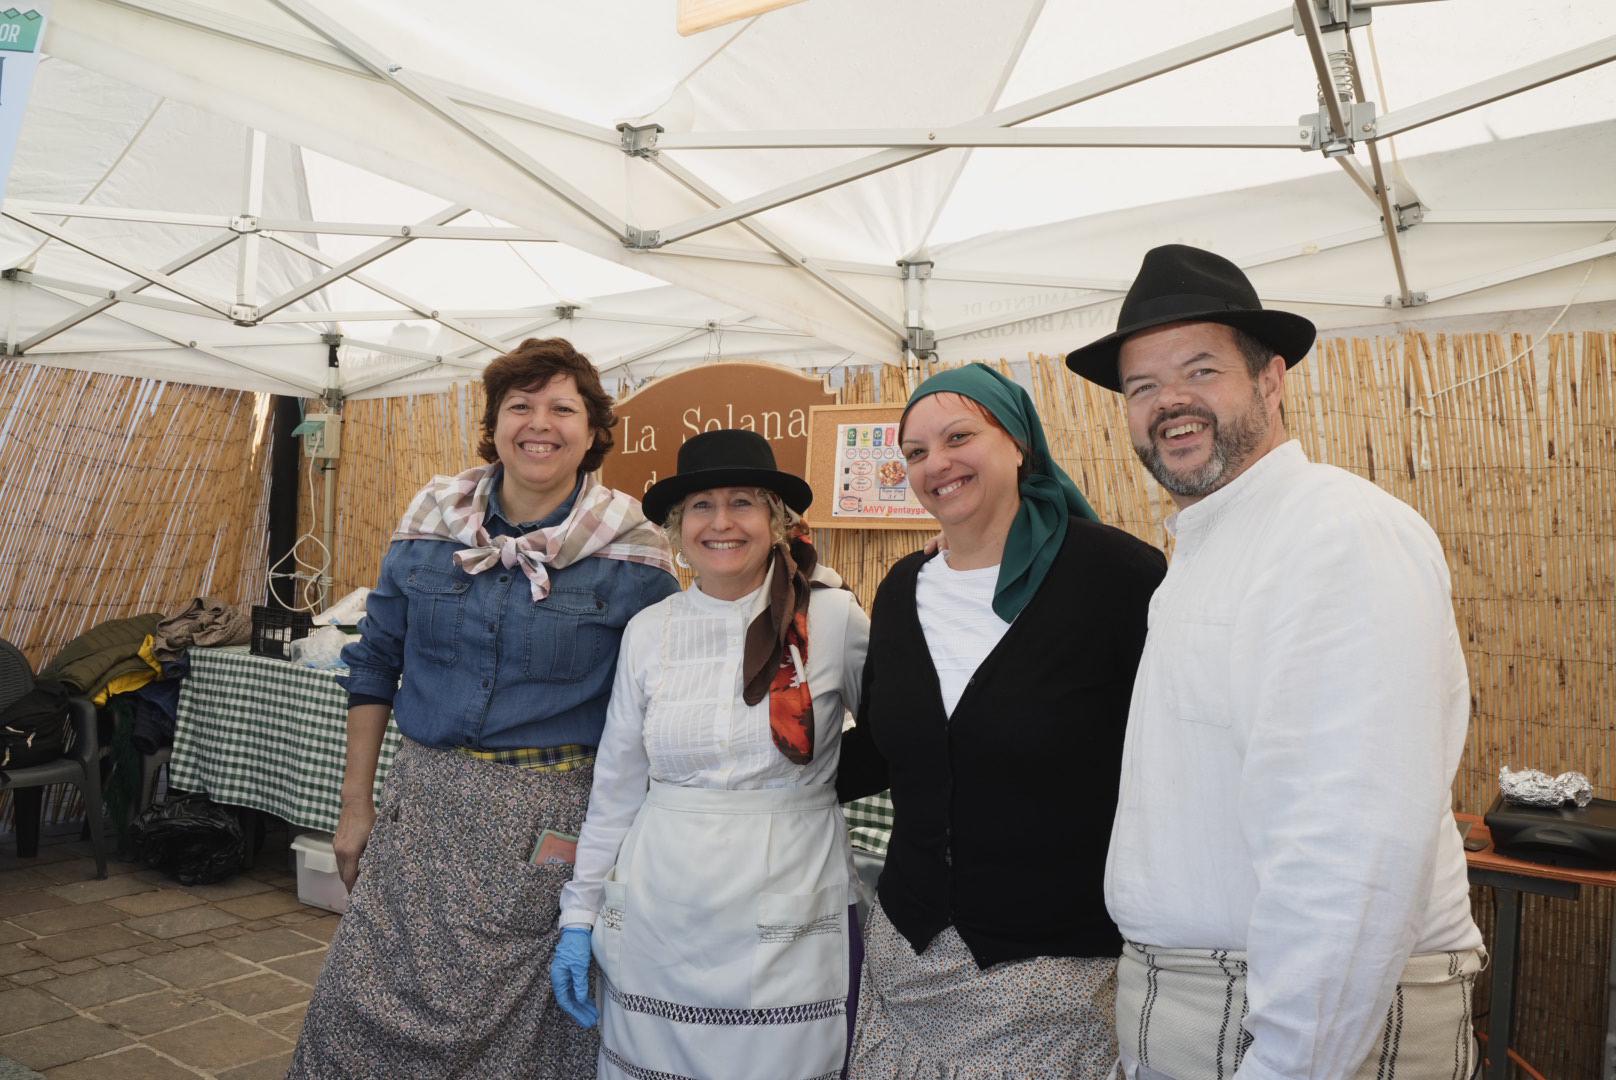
[914, 553, 1009, 717]
[559, 570, 870, 928]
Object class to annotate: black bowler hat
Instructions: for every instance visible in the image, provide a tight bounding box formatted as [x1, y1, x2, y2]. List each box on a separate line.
[641, 429, 813, 525]
[1064, 244, 1317, 392]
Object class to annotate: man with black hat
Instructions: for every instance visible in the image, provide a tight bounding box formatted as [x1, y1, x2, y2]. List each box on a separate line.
[1067, 245, 1484, 1080]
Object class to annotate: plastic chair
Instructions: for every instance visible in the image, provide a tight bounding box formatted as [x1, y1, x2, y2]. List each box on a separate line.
[0, 639, 109, 879]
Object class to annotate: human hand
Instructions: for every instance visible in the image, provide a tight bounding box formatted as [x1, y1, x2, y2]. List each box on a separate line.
[551, 927, 599, 1028]
[922, 530, 949, 556]
[332, 799, 376, 892]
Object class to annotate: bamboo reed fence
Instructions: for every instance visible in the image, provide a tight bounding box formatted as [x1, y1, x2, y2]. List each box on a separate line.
[0, 360, 275, 829]
[0, 329, 1609, 1073]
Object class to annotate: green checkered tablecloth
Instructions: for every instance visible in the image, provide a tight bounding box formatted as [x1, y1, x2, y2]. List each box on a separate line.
[170, 646, 402, 834]
[843, 792, 894, 855]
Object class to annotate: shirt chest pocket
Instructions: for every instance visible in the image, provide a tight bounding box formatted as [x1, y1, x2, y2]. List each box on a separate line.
[524, 585, 611, 682]
[403, 568, 470, 667]
[1153, 612, 1235, 729]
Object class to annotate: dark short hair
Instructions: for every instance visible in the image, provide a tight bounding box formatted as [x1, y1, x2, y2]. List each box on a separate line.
[478, 338, 615, 475]
[1230, 326, 1282, 379]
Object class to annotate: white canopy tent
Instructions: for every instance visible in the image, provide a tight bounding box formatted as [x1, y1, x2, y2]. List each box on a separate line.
[4, 0, 1613, 399]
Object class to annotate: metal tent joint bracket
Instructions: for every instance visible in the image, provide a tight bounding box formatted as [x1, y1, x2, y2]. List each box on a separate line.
[617, 123, 664, 158]
[554, 303, 579, 319]
[1384, 291, 1429, 308]
[1395, 200, 1425, 231]
[622, 226, 662, 250]
[906, 326, 936, 359]
[231, 215, 260, 234]
[231, 303, 260, 325]
[1300, 100, 1375, 156]
[1291, 0, 1370, 35]
[321, 332, 343, 346]
[896, 259, 934, 280]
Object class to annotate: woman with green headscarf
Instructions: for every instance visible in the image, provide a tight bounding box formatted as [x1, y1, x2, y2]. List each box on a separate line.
[837, 363, 1166, 1078]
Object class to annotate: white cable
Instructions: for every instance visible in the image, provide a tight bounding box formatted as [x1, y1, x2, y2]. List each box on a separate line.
[266, 425, 334, 613]
[1415, 230, 1615, 411]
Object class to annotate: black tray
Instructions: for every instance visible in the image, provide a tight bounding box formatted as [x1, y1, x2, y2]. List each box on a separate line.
[1483, 793, 1616, 870]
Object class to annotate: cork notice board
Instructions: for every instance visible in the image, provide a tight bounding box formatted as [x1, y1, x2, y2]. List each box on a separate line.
[804, 404, 936, 531]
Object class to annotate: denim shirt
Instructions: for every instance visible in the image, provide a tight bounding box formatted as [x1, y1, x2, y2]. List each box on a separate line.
[338, 475, 679, 750]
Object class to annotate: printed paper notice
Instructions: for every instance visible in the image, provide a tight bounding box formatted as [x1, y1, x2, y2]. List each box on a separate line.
[831, 423, 928, 521]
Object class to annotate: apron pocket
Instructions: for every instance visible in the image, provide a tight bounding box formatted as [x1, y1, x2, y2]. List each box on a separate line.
[751, 884, 847, 1008]
[594, 877, 628, 978]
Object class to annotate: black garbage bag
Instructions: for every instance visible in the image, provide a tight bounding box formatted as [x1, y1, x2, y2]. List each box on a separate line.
[129, 794, 245, 885]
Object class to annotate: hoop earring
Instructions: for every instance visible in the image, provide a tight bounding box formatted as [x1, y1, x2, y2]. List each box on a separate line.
[674, 551, 690, 569]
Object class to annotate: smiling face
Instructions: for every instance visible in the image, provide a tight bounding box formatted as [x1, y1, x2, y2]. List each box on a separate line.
[492, 374, 595, 515]
[1117, 321, 1287, 508]
[900, 393, 1024, 538]
[678, 486, 777, 600]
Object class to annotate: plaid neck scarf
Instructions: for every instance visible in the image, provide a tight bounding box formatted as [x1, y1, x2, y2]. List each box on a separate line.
[741, 538, 844, 765]
[393, 465, 673, 601]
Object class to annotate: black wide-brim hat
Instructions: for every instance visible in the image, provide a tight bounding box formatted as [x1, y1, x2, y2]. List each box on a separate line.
[641, 428, 813, 526]
[1065, 244, 1317, 392]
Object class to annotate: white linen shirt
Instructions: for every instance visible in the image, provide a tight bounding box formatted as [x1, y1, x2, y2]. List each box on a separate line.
[1105, 440, 1482, 1080]
[560, 570, 870, 928]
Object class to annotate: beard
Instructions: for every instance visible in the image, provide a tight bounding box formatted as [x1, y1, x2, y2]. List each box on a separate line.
[1133, 386, 1269, 499]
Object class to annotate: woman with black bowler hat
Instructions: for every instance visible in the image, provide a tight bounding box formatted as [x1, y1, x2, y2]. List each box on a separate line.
[551, 429, 871, 1080]
[837, 364, 1167, 1078]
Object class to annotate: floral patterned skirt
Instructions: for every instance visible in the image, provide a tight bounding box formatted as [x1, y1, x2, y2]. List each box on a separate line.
[847, 900, 1118, 1080]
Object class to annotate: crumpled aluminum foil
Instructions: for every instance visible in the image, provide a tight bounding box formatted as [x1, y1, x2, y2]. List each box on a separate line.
[1499, 765, 1593, 809]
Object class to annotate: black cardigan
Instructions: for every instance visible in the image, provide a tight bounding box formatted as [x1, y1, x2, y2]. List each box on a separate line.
[838, 516, 1166, 969]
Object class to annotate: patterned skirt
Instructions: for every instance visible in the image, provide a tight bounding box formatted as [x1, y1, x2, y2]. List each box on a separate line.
[847, 901, 1119, 1080]
[288, 738, 599, 1079]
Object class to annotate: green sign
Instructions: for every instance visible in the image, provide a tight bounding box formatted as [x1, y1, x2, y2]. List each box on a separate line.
[0, 9, 42, 53]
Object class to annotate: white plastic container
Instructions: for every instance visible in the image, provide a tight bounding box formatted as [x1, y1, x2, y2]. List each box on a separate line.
[289, 832, 350, 915]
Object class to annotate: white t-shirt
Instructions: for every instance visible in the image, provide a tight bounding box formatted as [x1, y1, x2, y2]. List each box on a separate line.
[914, 553, 1009, 717]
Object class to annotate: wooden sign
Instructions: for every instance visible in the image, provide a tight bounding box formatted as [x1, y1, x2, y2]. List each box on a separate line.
[601, 361, 836, 501]
[803, 403, 936, 531]
[678, 0, 806, 36]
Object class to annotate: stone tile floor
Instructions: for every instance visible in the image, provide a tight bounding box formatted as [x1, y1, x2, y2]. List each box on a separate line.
[0, 822, 336, 1078]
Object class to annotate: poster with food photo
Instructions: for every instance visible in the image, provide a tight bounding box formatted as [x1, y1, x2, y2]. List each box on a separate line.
[830, 422, 930, 521]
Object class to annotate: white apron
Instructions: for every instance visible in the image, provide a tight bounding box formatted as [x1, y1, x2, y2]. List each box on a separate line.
[593, 779, 854, 1080]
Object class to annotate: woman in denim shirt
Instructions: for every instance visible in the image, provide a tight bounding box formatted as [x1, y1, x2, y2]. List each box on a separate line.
[290, 338, 679, 1079]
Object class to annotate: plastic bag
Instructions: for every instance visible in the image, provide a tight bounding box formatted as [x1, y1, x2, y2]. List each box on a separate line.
[287, 625, 351, 669]
[315, 586, 370, 627]
[129, 793, 246, 885]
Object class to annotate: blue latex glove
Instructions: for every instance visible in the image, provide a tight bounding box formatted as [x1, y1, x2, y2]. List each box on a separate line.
[551, 926, 599, 1028]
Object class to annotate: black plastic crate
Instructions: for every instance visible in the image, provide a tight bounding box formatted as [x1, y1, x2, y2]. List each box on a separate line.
[250, 605, 316, 659]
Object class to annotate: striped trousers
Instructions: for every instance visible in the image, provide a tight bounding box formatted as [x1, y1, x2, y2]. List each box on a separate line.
[1115, 942, 1485, 1080]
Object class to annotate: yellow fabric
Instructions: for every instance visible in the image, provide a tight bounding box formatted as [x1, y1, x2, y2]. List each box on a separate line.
[452, 743, 595, 773]
[92, 635, 163, 705]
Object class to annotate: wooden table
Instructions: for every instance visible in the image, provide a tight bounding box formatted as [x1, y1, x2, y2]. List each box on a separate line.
[1457, 811, 1616, 1080]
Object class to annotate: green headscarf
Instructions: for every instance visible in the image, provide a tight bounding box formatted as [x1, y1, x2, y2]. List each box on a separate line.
[904, 363, 1098, 621]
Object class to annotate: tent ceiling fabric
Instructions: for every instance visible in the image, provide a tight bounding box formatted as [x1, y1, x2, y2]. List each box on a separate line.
[10, 0, 1616, 396]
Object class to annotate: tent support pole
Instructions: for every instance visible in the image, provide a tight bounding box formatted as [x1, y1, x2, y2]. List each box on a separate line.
[652, 7, 1295, 246]
[442, 313, 568, 363]
[649, 155, 905, 338]
[269, 0, 628, 240]
[1, 209, 237, 316]
[1419, 238, 1616, 305]
[1374, 33, 1616, 138]
[9, 233, 239, 352]
[236, 130, 267, 310]
[1365, 139, 1416, 306]
[256, 205, 470, 319]
[263, 231, 506, 351]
